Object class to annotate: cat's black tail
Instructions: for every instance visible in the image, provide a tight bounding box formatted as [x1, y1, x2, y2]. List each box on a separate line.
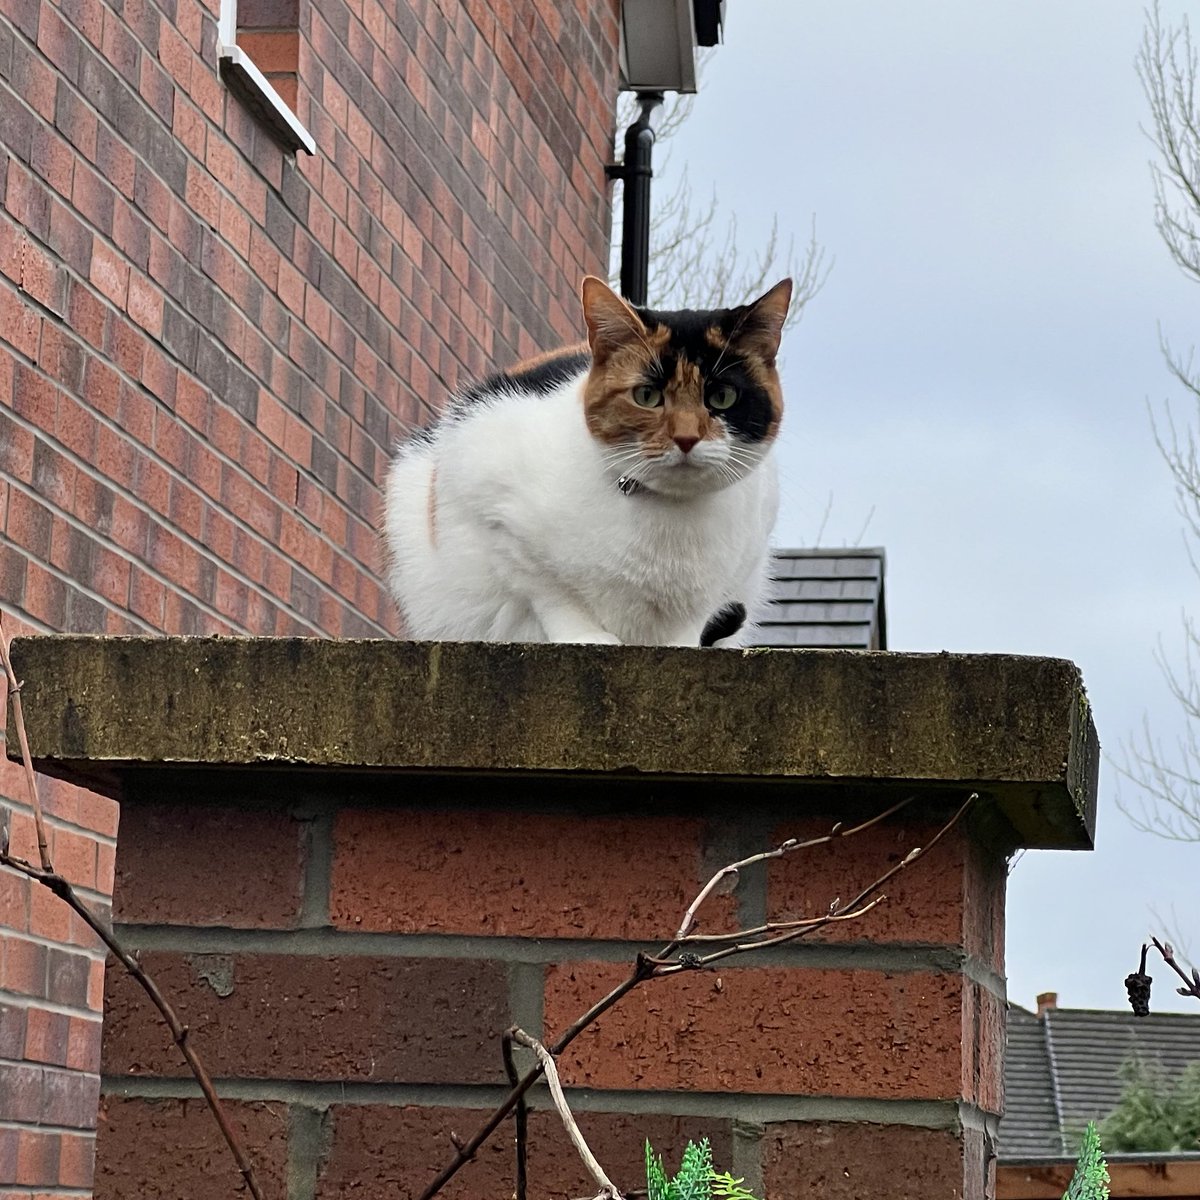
[700, 602, 747, 647]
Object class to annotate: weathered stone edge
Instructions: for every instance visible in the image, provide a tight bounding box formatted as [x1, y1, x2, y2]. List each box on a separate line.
[7, 636, 1098, 848]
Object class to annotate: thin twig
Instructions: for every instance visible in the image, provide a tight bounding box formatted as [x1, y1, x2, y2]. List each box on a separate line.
[502, 1029, 528, 1200]
[669, 794, 916, 946]
[660, 794, 976, 971]
[0, 613, 265, 1200]
[1152, 935, 1200, 1001]
[511, 1028, 624, 1200]
[673, 898, 886, 943]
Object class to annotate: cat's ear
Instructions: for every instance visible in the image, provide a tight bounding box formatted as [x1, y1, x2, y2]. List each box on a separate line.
[730, 278, 792, 366]
[580, 276, 647, 359]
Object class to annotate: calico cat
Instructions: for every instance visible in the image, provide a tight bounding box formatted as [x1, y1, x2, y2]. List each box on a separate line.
[382, 276, 791, 646]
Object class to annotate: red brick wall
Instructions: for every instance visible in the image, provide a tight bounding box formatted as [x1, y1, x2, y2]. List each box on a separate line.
[95, 780, 1006, 1200]
[1, 0, 621, 1192]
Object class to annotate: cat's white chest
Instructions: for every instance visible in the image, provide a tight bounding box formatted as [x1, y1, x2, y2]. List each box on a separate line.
[383, 377, 778, 646]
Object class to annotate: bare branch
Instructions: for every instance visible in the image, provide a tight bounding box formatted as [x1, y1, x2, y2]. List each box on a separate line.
[0, 628, 51, 871]
[1152, 936, 1200, 1002]
[0, 612, 265, 1200]
[1120, 4, 1200, 839]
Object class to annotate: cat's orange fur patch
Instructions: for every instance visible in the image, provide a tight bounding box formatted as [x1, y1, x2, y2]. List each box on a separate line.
[582, 324, 723, 451]
[508, 341, 588, 375]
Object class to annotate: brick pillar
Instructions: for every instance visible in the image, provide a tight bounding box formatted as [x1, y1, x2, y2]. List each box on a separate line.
[8, 638, 1099, 1200]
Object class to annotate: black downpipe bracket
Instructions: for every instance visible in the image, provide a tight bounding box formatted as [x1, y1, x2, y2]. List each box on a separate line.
[606, 92, 664, 307]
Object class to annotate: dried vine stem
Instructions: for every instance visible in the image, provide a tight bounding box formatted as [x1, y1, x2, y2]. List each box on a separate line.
[418, 791, 977, 1200]
[0, 614, 265, 1200]
[502, 1029, 529, 1200]
[511, 1027, 624, 1200]
[1152, 935, 1200, 1001]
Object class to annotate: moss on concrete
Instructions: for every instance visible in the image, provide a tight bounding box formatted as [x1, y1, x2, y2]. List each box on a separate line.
[7, 637, 1098, 848]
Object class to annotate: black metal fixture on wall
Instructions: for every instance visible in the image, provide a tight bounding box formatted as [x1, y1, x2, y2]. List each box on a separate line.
[606, 92, 663, 307]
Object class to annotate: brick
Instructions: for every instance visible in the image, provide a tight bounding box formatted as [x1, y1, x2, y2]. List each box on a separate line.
[24, 1005, 71, 1065]
[94, 1097, 288, 1200]
[964, 835, 1006, 975]
[11, 363, 55, 425]
[89, 238, 129, 306]
[102, 952, 510, 1082]
[0, 1062, 43, 1122]
[127, 271, 163, 335]
[239, 30, 299, 74]
[767, 815, 970, 949]
[238, 0, 299, 26]
[40, 1064, 101, 1128]
[29, 881, 71, 942]
[2, 934, 47, 997]
[973, 982, 1005, 1115]
[52, 824, 97, 890]
[15, 1126, 60, 1187]
[113, 801, 305, 927]
[0, 866, 29, 935]
[763, 1121, 987, 1200]
[65, 1014, 103, 1071]
[0, 1127, 15, 1189]
[7, 491, 51, 562]
[544, 962, 966, 1099]
[0, 1004, 28, 1059]
[58, 1130, 96, 1189]
[47, 946, 92, 1008]
[331, 809, 738, 939]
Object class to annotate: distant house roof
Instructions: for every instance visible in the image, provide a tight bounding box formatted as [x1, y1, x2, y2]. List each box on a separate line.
[1000, 1002, 1200, 1159]
[751, 548, 887, 650]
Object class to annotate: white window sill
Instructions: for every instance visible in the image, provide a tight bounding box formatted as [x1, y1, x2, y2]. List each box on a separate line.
[218, 43, 315, 156]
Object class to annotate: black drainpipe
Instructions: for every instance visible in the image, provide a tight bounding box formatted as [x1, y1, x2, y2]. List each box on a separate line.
[606, 91, 664, 306]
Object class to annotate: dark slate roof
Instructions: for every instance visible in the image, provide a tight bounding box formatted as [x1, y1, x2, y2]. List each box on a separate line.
[1000, 1004, 1200, 1160]
[1003, 1007, 1062, 1157]
[752, 548, 887, 650]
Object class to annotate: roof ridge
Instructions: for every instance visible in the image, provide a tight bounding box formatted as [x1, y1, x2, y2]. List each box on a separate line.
[1041, 1011, 1070, 1154]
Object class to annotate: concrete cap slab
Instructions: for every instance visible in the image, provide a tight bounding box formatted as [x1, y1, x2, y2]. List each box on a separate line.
[6, 637, 1098, 848]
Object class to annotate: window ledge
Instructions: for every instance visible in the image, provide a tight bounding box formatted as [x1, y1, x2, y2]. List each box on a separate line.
[219, 42, 315, 155]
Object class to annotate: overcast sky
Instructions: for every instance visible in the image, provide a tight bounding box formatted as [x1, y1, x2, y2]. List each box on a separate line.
[666, 0, 1199, 1013]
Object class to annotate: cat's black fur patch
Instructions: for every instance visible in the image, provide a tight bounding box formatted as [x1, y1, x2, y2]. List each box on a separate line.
[636, 304, 774, 442]
[700, 601, 747, 647]
[460, 351, 591, 407]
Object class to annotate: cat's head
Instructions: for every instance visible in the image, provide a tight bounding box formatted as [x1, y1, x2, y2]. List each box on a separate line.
[579, 277, 791, 498]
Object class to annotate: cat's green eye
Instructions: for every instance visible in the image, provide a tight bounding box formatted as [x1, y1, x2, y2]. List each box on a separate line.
[632, 385, 664, 408]
[708, 384, 739, 411]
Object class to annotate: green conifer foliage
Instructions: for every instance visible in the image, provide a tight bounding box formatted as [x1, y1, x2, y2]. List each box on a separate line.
[1063, 1122, 1110, 1200]
[1101, 1060, 1200, 1153]
[644, 1139, 759, 1200]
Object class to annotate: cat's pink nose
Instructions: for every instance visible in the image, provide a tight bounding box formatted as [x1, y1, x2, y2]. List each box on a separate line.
[674, 436, 699, 454]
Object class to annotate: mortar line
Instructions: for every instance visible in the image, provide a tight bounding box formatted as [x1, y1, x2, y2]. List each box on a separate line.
[298, 809, 334, 929]
[287, 1102, 324, 1200]
[101, 1075, 966, 1128]
[111, 922, 1001, 986]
